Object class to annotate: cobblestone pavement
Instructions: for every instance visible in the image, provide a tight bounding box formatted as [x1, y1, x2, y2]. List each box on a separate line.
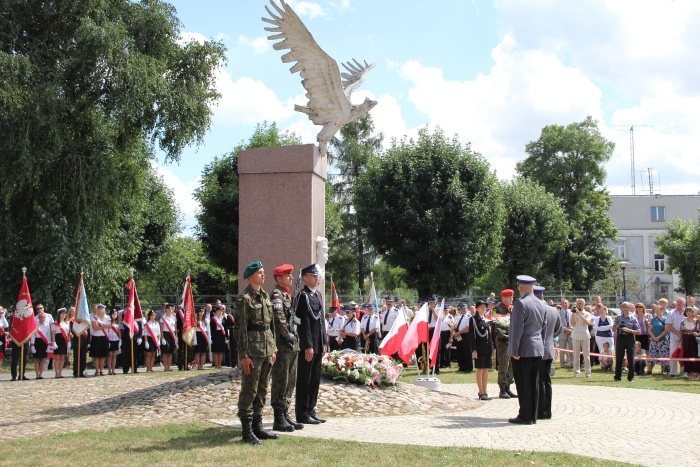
[2, 367, 698, 466]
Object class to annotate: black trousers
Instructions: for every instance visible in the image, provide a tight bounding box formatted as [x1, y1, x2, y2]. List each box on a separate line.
[455, 335, 473, 372]
[121, 336, 139, 373]
[295, 350, 322, 419]
[71, 337, 88, 377]
[10, 341, 28, 379]
[615, 336, 635, 381]
[511, 356, 541, 423]
[439, 330, 452, 368]
[328, 336, 341, 351]
[538, 359, 553, 418]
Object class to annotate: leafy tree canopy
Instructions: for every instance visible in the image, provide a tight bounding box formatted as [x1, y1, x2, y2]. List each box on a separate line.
[355, 127, 504, 297]
[656, 217, 700, 295]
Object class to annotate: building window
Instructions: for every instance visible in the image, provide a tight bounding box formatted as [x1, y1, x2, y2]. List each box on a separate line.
[659, 284, 669, 296]
[612, 241, 625, 258]
[654, 253, 665, 272]
[651, 206, 666, 222]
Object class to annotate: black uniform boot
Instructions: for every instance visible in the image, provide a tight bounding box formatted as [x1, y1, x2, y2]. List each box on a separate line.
[506, 385, 517, 398]
[284, 410, 304, 430]
[253, 417, 279, 440]
[272, 409, 294, 432]
[498, 385, 510, 399]
[241, 420, 261, 445]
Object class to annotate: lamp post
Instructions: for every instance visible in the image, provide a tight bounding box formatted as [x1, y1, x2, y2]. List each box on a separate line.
[619, 261, 629, 302]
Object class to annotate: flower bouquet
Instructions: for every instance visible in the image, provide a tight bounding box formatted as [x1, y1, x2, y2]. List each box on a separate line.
[492, 314, 510, 332]
[321, 349, 404, 387]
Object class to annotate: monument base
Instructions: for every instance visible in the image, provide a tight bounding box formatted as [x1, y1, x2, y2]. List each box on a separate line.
[414, 377, 441, 391]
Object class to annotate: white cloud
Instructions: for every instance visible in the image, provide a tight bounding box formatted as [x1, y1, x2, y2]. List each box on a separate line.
[237, 35, 269, 55]
[398, 34, 603, 179]
[177, 31, 207, 46]
[212, 68, 295, 126]
[151, 162, 201, 236]
[287, 1, 326, 18]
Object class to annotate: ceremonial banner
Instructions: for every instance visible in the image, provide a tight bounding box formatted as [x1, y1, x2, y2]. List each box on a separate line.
[428, 299, 445, 369]
[180, 274, 196, 345]
[379, 304, 409, 363]
[72, 274, 91, 337]
[124, 279, 137, 338]
[330, 280, 340, 310]
[10, 274, 37, 346]
[399, 302, 429, 358]
[368, 274, 378, 311]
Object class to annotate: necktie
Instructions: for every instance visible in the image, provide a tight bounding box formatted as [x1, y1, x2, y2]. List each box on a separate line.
[384, 309, 390, 325]
[365, 316, 371, 333]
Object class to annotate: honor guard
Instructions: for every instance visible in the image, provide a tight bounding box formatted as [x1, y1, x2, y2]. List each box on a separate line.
[339, 306, 360, 350]
[493, 289, 517, 399]
[234, 261, 278, 445]
[380, 296, 398, 340]
[327, 306, 346, 351]
[269, 264, 304, 433]
[535, 285, 562, 420]
[294, 264, 328, 425]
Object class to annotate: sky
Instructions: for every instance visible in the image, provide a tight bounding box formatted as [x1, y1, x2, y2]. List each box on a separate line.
[157, 0, 700, 234]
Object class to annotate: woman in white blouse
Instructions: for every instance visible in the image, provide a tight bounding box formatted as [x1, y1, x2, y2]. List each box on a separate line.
[143, 310, 161, 372]
[51, 308, 71, 378]
[91, 304, 110, 376]
[31, 307, 53, 379]
[106, 309, 121, 375]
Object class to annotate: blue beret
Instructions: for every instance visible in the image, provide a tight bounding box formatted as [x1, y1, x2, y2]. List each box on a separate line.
[533, 285, 545, 295]
[516, 275, 536, 285]
[301, 264, 320, 276]
[243, 261, 263, 279]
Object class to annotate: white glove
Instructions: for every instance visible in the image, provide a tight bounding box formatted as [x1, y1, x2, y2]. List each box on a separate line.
[137, 338, 142, 345]
[67, 343, 72, 352]
[145, 342, 150, 350]
[161, 338, 166, 345]
[53, 342, 58, 350]
[31, 346, 36, 353]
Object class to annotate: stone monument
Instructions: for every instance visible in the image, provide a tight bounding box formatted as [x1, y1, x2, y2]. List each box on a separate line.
[238, 0, 377, 292]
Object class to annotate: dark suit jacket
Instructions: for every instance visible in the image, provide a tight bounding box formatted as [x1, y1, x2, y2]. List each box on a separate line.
[296, 287, 327, 353]
[508, 292, 547, 358]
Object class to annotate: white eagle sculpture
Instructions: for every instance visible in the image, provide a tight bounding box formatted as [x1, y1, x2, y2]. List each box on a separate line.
[263, 0, 378, 157]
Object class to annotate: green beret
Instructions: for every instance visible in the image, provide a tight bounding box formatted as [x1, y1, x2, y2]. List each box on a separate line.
[243, 261, 263, 279]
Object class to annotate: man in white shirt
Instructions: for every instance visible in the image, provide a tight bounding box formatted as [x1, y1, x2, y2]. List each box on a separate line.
[453, 303, 472, 372]
[327, 307, 345, 351]
[380, 296, 398, 340]
[360, 304, 379, 354]
[665, 297, 686, 376]
[570, 298, 592, 378]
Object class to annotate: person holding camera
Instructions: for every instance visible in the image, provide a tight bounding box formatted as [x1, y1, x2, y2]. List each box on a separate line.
[570, 298, 593, 378]
[613, 302, 641, 382]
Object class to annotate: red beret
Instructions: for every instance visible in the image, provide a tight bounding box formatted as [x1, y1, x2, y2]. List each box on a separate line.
[500, 289, 514, 297]
[273, 264, 294, 276]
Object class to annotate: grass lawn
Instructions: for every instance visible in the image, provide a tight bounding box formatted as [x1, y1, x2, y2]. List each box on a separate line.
[0, 422, 629, 467]
[397, 361, 700, 394]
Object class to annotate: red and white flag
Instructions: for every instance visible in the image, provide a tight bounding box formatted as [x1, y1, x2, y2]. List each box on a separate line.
[379, 305, 409, 363]
[72, 274, 91, 337]
[428, 299, 445, 369]
[180, 274, 196, 345]
[10, 273, 37, 346]
[399, 302, 429, 359]
[124, 278, 143, 338]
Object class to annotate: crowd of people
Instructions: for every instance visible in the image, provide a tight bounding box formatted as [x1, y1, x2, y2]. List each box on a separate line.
[1, 299, 239, 381]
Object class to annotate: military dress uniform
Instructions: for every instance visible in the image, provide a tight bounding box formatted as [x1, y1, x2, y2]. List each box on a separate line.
[492, 299, 516, 398]
[234, 262, 278, 444]
[269, 266, 304, 432]
[295, 265, 327, 425]
[537, 289, 562, 420]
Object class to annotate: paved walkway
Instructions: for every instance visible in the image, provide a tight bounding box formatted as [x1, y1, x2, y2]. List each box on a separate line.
[214, 381, 700, 466]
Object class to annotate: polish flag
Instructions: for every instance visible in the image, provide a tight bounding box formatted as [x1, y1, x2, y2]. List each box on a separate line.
[399, 302, 429, 359]
[428, 299, 445, 369]
[180, 274, 196, 345]
[10, 273, 37, 346]
[379, 305, 409, 362]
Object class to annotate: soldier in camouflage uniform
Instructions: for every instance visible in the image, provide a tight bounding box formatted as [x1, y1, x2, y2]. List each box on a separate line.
[233, 261, 278, 445]
[493, 288, 517, 399]
[269, 264, 303, 432]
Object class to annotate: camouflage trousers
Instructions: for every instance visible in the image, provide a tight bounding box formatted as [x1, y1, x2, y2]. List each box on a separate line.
[496, 339, 514, 388]
[270, 350, 297, 411]
[237, 355, 273, 420]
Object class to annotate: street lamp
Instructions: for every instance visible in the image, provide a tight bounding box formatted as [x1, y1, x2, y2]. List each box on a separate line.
[619, 261, 630, 302]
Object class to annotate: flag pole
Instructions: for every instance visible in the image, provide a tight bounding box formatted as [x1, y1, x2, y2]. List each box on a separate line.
[76, 269, 83, 378]
[130, 268, 135, 375]
[20, 266, 27, 381]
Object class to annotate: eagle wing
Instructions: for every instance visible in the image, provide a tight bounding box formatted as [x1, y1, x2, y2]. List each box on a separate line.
[263, 0, 351, 125]
[340, 59, 377, 99]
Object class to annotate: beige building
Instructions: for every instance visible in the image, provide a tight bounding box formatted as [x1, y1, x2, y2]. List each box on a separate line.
[607, 194, 700, 303]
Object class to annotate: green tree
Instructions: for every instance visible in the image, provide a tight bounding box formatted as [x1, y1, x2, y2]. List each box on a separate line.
[655, 217, 700, 295]
[494, 178, 569, 288]
[516, 116, 617, 290]
[328, 114, 383, 295]
[194, 122, 301, 276]
[0, 0, 225, 308]
[355, 127, 504, 297]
